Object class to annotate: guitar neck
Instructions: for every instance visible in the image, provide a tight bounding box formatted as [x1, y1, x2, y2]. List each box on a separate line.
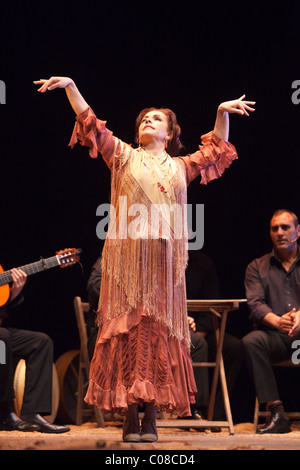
[0, 255, 60, 286]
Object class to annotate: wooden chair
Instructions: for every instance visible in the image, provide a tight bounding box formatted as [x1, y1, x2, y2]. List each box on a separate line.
[253, 359, 300, 432]
[73, 296, 105, 427]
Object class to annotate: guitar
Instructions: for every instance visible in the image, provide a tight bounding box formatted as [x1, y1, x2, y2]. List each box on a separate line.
[0, 248, 82, 307]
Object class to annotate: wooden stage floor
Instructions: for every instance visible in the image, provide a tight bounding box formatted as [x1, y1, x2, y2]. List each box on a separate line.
[1, 419, 300, 451]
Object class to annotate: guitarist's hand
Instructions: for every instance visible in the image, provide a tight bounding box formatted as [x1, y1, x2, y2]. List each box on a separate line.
[10, 269, 27, 301]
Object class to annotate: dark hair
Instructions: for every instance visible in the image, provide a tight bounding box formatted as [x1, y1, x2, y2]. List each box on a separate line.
[272, 209, 299, 227]
[135, 107, 184, 157]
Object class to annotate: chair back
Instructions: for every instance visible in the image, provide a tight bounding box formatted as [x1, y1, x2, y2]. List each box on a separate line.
[73, 296, 91, 369]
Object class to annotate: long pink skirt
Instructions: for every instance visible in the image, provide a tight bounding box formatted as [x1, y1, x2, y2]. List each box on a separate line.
[85, 315, 196, 417]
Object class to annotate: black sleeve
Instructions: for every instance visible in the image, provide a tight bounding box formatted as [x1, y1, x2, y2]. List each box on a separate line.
[0, 293, 24, 326]
[186, 251, 220, 334]
[86, 257, 102, 334]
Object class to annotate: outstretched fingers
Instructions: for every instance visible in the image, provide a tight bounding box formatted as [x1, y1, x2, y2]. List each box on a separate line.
[33, 79, 45, 92]
[33, 76, 72, 93]
[219, 95, 256, 116]
[237, 95, 256, 116]
[33, 78, 52, 92]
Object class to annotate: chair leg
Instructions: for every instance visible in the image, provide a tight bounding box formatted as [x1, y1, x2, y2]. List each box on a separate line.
[253, 397, 259, 433]
[219, 355, 234, 435]
[76, 360, 84, 426]
[94, 406, 105, 427]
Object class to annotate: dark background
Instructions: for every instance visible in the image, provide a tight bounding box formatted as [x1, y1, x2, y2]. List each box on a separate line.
[0, 1, 299, 422]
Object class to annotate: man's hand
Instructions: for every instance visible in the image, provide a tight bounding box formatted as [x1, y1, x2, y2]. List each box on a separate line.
[276, 310, 295, 333]
[263, 309, 296, 333]
[188, 316, 196, 332]
[9, 268, 27, 301]
[288, 309, 300, 337]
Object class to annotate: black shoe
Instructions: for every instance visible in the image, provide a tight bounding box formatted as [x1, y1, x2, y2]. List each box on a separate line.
[177, 408, 202, 420]
[0, 412, 39, 432]
[22, 414, 70, 434]
[210, 426, 222, 433]
[191, 409, 203, 420]
[177, 409, 206, 431]
[257, 413, 291, 434]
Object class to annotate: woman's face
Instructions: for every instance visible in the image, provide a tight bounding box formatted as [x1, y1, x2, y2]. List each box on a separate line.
[138, 110, 170, 147]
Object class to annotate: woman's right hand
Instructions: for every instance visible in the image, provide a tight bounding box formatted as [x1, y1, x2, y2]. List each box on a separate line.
[34, 76, 89, 115]
[34, 76, 74, 93]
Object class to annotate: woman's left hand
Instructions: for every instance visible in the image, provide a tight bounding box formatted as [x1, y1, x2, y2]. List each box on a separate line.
[219, 95, 256, 116]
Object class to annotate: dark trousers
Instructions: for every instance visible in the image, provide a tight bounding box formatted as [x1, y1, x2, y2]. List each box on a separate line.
[242, 329, 300, 405]
[190, 331, 243, 420]
[190, 332, 209, 409]
[0, 327, 53, 416]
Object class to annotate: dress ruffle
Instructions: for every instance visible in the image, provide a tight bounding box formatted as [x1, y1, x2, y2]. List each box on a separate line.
[178, 130, 238, 186]
[68, 107, 114, 160]
[199, 131, 238, 185]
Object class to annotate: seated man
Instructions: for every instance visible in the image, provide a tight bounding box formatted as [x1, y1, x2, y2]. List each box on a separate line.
[86, 257, 102, 362]
[0, 266, 69, 433]
[186, 250, 243, 422]
[242, 209, 300, 434]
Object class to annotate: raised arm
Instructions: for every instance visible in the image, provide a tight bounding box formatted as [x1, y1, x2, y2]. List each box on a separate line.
[35, 76, 117, 162]
[34, 77, 89, 116]
[213, 94, 255, 142]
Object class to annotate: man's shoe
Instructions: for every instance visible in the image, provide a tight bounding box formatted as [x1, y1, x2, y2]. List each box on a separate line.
[191, 409, 202, 420]
[177, 409, 206, 431]
[0, 412, 39, 432]
[210, 426, 222, 432]
[22, 414, 70, 434]
[178, 408, 202, 421]
[257, 413, 291, 434]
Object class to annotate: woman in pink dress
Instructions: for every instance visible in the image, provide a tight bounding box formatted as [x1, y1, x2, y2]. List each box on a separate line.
[34, 77, 255, 442]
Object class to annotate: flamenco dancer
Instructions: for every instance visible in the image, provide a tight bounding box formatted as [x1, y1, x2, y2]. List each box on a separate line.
[34, 76, 255, 442]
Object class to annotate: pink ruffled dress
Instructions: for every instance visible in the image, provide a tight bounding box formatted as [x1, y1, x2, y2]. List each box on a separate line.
[69, 107, 237, 416]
